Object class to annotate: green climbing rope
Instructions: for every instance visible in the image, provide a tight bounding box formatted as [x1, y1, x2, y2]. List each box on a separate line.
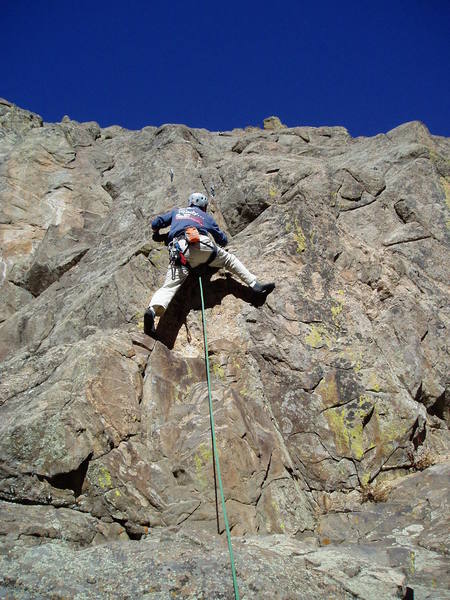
[198, 275, 240, 600]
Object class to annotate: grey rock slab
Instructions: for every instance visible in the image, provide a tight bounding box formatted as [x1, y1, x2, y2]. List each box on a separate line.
[0, 529, 408, 599]
[0, 500, 126, 551]
[0, 280, 33, 323]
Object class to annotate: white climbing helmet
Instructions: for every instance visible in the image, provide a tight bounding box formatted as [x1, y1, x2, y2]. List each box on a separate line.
[188, 192, 208, 209]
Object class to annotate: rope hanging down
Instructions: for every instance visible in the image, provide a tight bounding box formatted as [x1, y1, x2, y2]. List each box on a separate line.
[198, 274, 240, 600]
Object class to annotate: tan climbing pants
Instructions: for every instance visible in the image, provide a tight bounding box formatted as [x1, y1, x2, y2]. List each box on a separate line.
[149, 234, 256, 315]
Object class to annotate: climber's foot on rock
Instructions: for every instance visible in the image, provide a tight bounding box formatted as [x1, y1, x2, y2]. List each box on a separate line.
[251, 281, 275, 295]
[144, 307, 156, 336]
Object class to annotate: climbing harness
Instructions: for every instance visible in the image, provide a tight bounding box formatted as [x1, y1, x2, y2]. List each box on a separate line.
[199, 275, 240, 600]
[168, 232, 218, 280]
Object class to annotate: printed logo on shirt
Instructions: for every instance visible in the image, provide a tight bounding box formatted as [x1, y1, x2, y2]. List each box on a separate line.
[175, 208, 204, 225]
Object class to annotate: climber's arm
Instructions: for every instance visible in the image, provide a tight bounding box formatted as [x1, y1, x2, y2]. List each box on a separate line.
[151, 210, 173, 231]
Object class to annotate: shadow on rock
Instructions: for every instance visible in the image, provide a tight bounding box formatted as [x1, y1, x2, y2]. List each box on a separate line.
[156, 268, 267, 349]
[152, 231, 169, 245]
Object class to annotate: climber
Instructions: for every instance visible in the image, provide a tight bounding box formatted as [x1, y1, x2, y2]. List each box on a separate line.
[144, 192, 275, 335]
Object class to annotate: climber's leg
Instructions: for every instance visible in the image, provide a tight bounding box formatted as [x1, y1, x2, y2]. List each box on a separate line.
[145, 264, 189, 334]
[208, 246, 256, 286]
[209, 246, 275, 295]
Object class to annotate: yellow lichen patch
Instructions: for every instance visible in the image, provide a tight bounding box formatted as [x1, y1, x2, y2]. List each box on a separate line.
[360, 472, 371, 488]
[331, 293, 344, 327]
[269, 186, 278, 198]
[305, 324, 324, 348]
[367, 372, 381, 393]
[325, 395, 374, 461]
[440, 176, 450, 210]
[293, 218, 306, 253]
[306, 323, 335, 350]
[240, 386, 249, 398]
[98, 466, 113, 489]
[409, 551, 416, 576]
[317, 374, 339, 409]
[193, 443, 213, 489]
[342, 348, 364, 373]
[231, 357, 241, 370]
[270, 499, 285, 532]
[212, 362, 225, 380]
[194, 454, 202, 472]
[199, 444, 212, 463]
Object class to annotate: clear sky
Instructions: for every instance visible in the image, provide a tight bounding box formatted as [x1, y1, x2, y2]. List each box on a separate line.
[2, 0, 449, 137]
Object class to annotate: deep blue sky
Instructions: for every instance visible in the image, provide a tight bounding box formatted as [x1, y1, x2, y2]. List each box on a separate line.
[2, 1, 449, 137]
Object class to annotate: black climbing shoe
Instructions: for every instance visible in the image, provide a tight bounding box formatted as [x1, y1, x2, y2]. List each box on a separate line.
[144, 308, 156, 336]
[251, 281, 275, 295]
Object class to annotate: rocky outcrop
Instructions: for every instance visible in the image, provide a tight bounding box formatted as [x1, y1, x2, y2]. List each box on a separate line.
[0, 100, 449, 598]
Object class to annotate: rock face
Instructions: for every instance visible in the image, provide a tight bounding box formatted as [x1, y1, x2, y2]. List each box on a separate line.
[0, 100, 449, 598]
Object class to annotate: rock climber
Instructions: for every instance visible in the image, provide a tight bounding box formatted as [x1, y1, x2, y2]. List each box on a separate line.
[144, 192, 275, 335]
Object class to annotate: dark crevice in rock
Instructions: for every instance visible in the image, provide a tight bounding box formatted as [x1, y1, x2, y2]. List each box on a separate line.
[131, 338, 155, 354]
[133, 244, 152, 258]
[172, 467, 190, 485]
[39, 454, 92, 497]
[404, 587, 414, 600]
[253, 453, 274, 507]
[337, 195, 379, 214]
[409, 418, 426, 451]
[289, 431, 338, 462]
[90, 433, 139, 462]
[420, 330, 428, 342]
[414, 383, 423, 404]
[319, 397, 356, 414]
[102, 180, 120, 200]
[363, 446, 376, 458]
[285, 464, 300, 481]
[5, 278, 39, 299]
[362, 406, 375, 429]
[379, 461, 411, 474]
[280, 175, 309, 200]
[303, 376, 324, 393]
[0, 496, 53, 508]
[110, 516, 141, 540]
[175, 502, 201, 526]
[384, 235, 432, 247]
[427, 391, 447, 421]
[24, 248, 89, 297]
[260, 451, 273, 490]
[394, 199, 417, 224]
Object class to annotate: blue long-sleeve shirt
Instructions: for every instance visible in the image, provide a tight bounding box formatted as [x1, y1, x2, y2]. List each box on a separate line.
[151, 206, 228, 246]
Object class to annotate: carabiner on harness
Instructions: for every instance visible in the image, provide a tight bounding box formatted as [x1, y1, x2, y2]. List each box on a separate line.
[168, 233, 218, 280]
[168, 239, 188, 279]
